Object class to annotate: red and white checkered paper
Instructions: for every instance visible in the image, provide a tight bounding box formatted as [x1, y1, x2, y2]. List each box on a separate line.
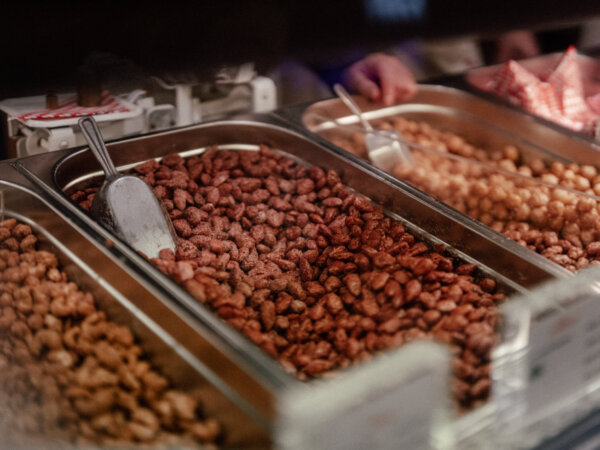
[587, 93, 600, 115]
[493, 47, 599, 136]
[18, 91, 130, 121]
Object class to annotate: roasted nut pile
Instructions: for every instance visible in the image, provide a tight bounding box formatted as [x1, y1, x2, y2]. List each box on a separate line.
[0, 219, 220, 447]
[328, 116, 600, 272]
[74, 146, 506, 412]
[333, 116, 600, 194]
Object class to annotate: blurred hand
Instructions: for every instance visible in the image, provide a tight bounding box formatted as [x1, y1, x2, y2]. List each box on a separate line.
[341, 52, 417, 105]
[494, 30, 540, 63]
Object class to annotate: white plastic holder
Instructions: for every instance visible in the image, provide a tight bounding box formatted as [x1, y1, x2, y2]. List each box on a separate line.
[276, 341, 453, 450]
[492, 267, 600, 448]
[174, 84, 195, 126]
[250, 76, 277, 112]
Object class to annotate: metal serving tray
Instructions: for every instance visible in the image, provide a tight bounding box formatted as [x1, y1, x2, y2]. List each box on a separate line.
[300, 84, 600, 165]
[0, 165, 267, 448]
[465, 52, 600, 147]
[14, 117, 562, 430]
[281, 85, 600, 273]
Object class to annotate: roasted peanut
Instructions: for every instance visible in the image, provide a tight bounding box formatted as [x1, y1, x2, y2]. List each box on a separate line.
[0, 219, 221, 447]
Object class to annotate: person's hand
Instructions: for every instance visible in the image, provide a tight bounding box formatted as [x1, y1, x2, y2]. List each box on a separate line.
[341, 52, 417, 105]
[494, 30, 540, 63]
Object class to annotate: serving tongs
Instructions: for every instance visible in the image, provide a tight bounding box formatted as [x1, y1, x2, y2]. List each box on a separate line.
[79, 116, 177, 259]
[333, 84, 413, 171]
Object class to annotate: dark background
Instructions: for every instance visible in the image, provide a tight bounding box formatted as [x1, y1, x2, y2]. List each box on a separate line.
[1, 0, 600, 97]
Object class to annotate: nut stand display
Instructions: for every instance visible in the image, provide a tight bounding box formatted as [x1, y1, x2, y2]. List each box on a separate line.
[3, 5, 600, 442]
[4, 96, 600, 447]
[8, 113, 574, 448]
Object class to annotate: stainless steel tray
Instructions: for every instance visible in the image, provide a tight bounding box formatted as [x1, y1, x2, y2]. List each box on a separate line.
[281, 85, 600, 273]
[14, 117, 565, 427]
[301, 84, 600, 165]
[0, 164, 268, 447]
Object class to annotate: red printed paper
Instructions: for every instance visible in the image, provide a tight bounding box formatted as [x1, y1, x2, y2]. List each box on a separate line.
[492, 47, 599, 135]
[18, 91, 130, 121]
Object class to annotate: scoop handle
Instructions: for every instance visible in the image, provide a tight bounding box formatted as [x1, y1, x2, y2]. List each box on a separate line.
[79, 116, 119, 180]
[333, 83, 374, 132]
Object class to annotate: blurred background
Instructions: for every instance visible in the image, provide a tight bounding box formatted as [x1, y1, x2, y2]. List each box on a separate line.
[1, 0, 600, 157]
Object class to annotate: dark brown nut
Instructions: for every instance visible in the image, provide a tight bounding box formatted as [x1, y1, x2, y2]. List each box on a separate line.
[405, 307, 423, 320]
[380, 278, 401, 302]
[19, 234, 38, 251]
[359, 296, 379, 317]
[586, 241, 600, 256]
[176, 240, 199, 260]
[303, 359, 333, 375]
[260, 301, 276, 331]
[323, 275, 342, 292]
[372, 252, 395, 268]
[437, 300, 457, 313]
[452, 303, 473, 316]
[422, 309, 441, 326]
[324, 293, 344, 315]
[314, 317, 335, 334]
[468, 308, 487, 322]
[345, 338, 361, 358]
[470, 378, 491, 398]
[444, 314, 469, 332]
[479, 278, 496, 293]
[352, 196, 372, 212]
[286, 280, 307, 300]
[466, 333, 495, 357]
[322, 197, 343, 207]
[296, 178, 315, 195]
[275, 293, 293, 314]
[290, 300, 307, 314]
[405, 327, 427, 341]
[304, 281, 326, 297]
[453, 358, 475, 380]
[12, 223, 32, 238]
[308, 303, 326, 321]
[418, 291, 438, 310]
[378, 317, 402, 334]
[343, 273, 362, 296]
[309, 166, 326, 182]
[406, 242, 427, 256]
[358, 317, 377, 332]
[371, 272, 390, 291]
[465, 322, 492, 336]
[313, 341, 332, 359]
[405, 279, 422, 302]
[410, 258, 437, 275]
[275, 315, 290, 330]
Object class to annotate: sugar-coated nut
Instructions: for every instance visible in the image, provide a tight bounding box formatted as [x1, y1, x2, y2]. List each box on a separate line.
[422, 309, 441, 325]
[71, 146, 508, 413]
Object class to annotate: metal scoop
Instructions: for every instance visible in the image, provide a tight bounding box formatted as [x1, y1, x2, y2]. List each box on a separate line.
[79, 116, 177, 258]
[333, 84, 413, 171]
